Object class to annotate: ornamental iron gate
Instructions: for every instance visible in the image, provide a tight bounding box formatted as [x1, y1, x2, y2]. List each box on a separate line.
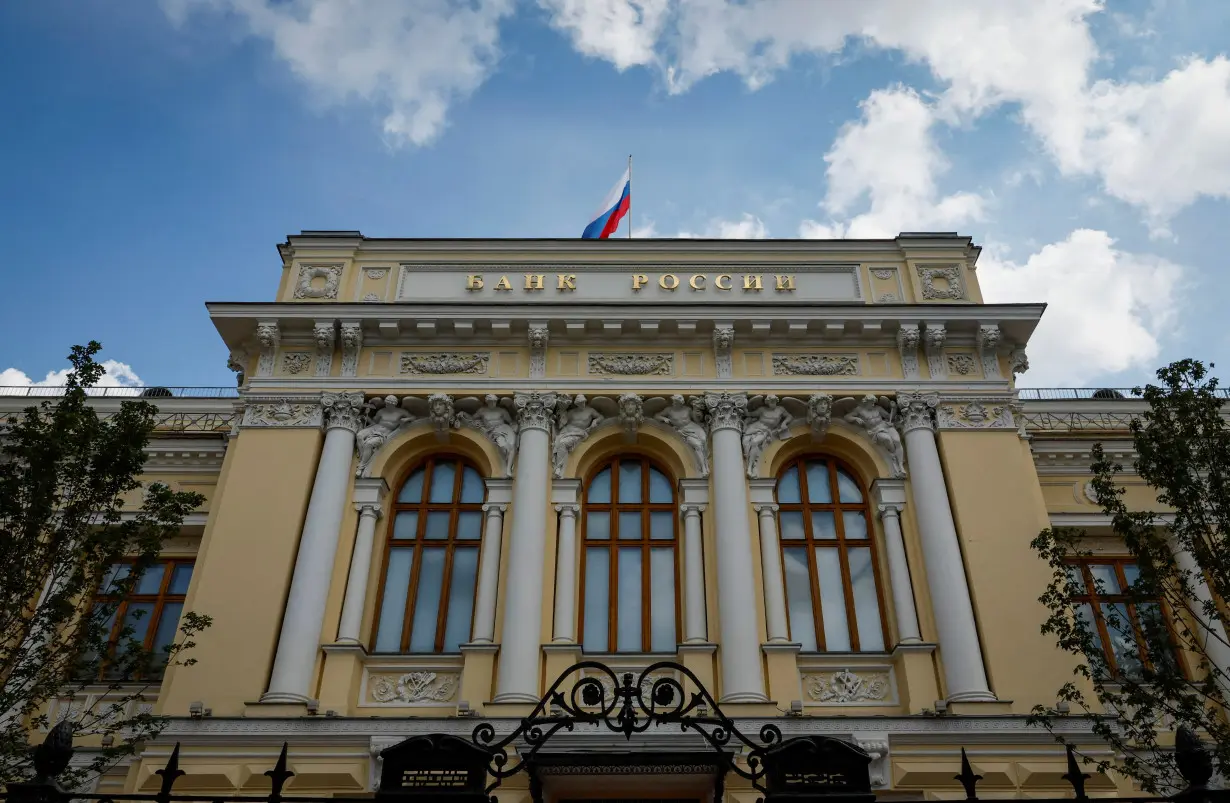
[4, 661, 1226, 803]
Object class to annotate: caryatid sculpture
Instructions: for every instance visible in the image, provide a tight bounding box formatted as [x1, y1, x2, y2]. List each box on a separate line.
[552, 394, 606, 478]
[355, 395, 418, 476]
[455, 394, 518, 476]
[653, 394, 710, 477]
[835, 394, 907, 479]
[741, 394, 796, 478]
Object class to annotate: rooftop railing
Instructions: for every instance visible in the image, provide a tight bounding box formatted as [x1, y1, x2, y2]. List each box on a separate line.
[1016, 387, 1230, 400]
[0, 386, 239, 399]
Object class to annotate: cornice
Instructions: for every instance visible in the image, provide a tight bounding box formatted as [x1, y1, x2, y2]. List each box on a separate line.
[241, 378, 1019, 393]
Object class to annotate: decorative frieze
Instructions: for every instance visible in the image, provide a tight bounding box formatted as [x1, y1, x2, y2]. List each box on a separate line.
[897, 324, 921, 380]
[936, 398, 1016, 430]
[313, 320, 335, 376]
[771, 354, 859, 376]
[256, 321, 279, 378]
[946, 352, 978, 376]
[400, 352, 489, 375]
[588, 353, 673, 376]
[713, 326, 734, 379]
[241, 399, 323, 428]
[803, 668, 893, 705]
[281, 352, 311, 375]
[916, 264, 964, 300]
[367, 671, 458, 705]
[340, 322, 363, 377]
[834, 396, 906, 479]
[294, 264, 342, 299]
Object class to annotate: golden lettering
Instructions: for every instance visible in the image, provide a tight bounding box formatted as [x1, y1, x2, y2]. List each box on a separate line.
[466, 274, 484, 291]
[557, 274, 577, 291]
[689, 274, 705, 290]
[742, 274, 763, 291]
[659, 273, 680, 290]
[775, 274, 796, 292]
[524, 274, 545, 291]
[495, 276, 512, 291]
[715, 274, 732, 291]
[632, 274, 649, 291]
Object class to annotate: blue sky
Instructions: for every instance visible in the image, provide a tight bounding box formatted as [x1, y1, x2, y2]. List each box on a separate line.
[1, 0, 1229, 389]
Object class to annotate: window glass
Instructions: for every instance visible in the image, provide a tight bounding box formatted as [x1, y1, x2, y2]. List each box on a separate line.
[587, 512, 610, 540]
[442, 547, 479, 652]
[648, 468, 672, 503]
[588, 468, 611, 503]
[409, 549, 446, 653]
[583, 548, 610, 651]
[842, 511, 868, 541]
[836, 468, 863, 503]
[393, 511, 419, 540]
[167, 564, 193, 595]
[650, 549, 675, 651]
[806, 462, 832, 503]
[1089, 564, 1121, 594]
[782, 547, 817, 652]
[455, 511, 482, 540]
[777, 466, 801, 504]
[848, 548, 884, 652]
[816, 549, 850, 651]
[650, 511, 673, 540]
[460, 467, 484, 503]
[811, 511, 837, 540]
[779, 511, 805, 540]
[424, 511, 451, 539]
[619, 461, 642, 503]
[616, 548, 643, 651]
[398, 469, 425, 503]
[375, 548, 414, 652]
[429, 461, 456, 503]
[133, 565, 165, 595]
[619, 511, 642, 540]
[85, 560, 193, 681]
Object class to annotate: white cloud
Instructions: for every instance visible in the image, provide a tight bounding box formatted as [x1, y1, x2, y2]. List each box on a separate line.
[539, 0, 1230, 226]
[799, 86, 986, 239]
[679, 213, 769, 238]
[165, 0, 513, 146]
[537, 0, 671, 71]
[979, 230, 1182, 386]
[0, 361, 145, 397]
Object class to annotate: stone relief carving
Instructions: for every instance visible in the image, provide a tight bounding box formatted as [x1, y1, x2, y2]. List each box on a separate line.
[897, 324, 920, 380]
[916, 264, 964, 300]
[365, 269, 389, 280]
[588, 353, 673, 376]
[529, 326, 549, 379]
[871, 269, 895, 280]
[804, 669, 891, 704]
[976, 324, 1002, 379]
[514, 391, 558, 432]
[227, 351, 248, 386]
[340, 323, 363, 377]
[369, 671, 457, 704]
[1010, 347, 1029, 377]
[876, 293, 898, 303]
[256, 322, 279, 377]
[806, 393, 834, 439]
[833, 396, 906, 479]
[356, 396, 419, 477]
[281, 352, 311, 375]
[400, 353, 489, 375]
[1083, 481, 1099, 504]
[455, 395, 517, 477]
[936, 399, 1015, 430]
[425, 393, 455, 439]
[295, 264, 342, 299]
[618, 393, 644, 437]
[946, 353, 978, 376]
[241, 399, 322, 428]
[703, 391, 748, 433]
[363, 293, 380, 303]
[313, 321, 335, 377]
[652, 395, 710, 477]
[713, 326, 734, 379]
[552, 395, 606, 478]
[742, 395, 798, 478]
[924, 324, 947, 379]
[852, 734, 891, 788]
[322, 391, 366, 434]
[896, 392, 939, 435]
[771, 354, 859, 376]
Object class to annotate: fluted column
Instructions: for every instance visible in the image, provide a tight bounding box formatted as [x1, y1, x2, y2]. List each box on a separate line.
[494, 392, 557, 703]
[335, 478, 388, 644]
[1170, 539, 1230, 696]
[263, 391, 364, 703]
[704, 392, 768, 703]
[871, 479, 922, 645]
[896, 392, 994, 702]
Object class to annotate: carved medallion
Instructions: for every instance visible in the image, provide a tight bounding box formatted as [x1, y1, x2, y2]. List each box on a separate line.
[916, 264, 964, 300]
[294, 264, 342, 299]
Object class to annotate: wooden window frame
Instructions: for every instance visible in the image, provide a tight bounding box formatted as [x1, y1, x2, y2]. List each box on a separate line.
[775, 456, 889, 652]
[92, 558, 194, 681]
[370, 455, 485, 655]
[578, 455, 681, 654]
[1066, 556, 1185, 679]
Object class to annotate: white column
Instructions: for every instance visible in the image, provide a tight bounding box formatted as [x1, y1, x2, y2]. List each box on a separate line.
[679, 479, 710, 644]
[896, 392, 994, 702]
[469, 478, 513, 645]
[494, 392, 557, 703]
[335, 478, 388, 644]
[871, 479, 922, 645]
[552, 504, 580, 642]
[749, 478, 789, 644]
[263, 391, 364, 703]
[704, 392, 768, 703]
[1170, 540, 1230, 696]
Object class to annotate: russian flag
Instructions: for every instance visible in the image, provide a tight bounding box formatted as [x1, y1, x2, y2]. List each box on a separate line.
[581, 167, 631, 239]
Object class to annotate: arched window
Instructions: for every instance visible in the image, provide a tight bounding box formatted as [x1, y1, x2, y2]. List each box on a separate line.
[776, 456, 887, 652]
[580, 456, 678, 653]
[372, 456, 485, 654]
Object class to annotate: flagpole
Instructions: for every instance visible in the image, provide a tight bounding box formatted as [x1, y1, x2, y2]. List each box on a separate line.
[627, 154, 633, 239]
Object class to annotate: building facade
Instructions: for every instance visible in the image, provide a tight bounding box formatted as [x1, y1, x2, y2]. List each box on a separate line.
[12, 233, 1199, 800]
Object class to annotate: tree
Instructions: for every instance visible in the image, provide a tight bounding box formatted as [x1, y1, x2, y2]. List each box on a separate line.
[1030, 359, 1230, 792]
[0, 343, 210, 786]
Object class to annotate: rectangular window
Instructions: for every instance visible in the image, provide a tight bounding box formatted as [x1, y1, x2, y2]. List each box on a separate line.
[1066, 557, 1182, 679]
[88, 559, 194, 681]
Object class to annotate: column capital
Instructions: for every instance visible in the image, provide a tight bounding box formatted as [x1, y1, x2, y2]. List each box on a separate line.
[554, 503, 580, 516]
[514, 391, 559, 432]
[321, 391, 365, 433]
[895, 391, 939, 435]
[354, 501, 383, 519]
[753, 502, 779, 514]
[680, 504, 705, 517]
[876, 503, 905, 519]
[703, 392, 748, 433]
[482, 502, 508, 515]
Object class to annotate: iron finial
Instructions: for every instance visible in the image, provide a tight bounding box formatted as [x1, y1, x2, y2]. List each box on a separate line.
[264, 742, 295, 803]
[955, 747, 983, 800]
[154, 743, 186, 803]
[1061, 744, 1090, 799]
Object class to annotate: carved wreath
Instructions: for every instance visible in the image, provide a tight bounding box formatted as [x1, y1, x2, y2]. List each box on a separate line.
[917, 265, 964, 300]
[946, 353, 978, 376]
[281, 352, 311, 374]
[400, 353, 489, 375]
[805, 669, 890, 704]
[294, 265, 342, 299]
[588, 354, 673, 376]
[369, 671, 458, 704]
[772, 355, 859, 376]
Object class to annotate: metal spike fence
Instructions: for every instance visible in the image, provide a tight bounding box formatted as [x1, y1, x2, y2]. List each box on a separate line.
[4, 663, 1229, 803]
